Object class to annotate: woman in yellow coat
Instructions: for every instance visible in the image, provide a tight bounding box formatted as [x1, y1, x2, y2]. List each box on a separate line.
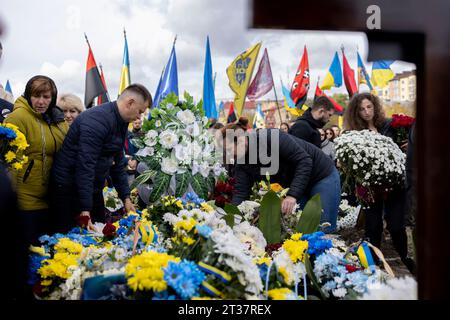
[5, 76, 68, 297]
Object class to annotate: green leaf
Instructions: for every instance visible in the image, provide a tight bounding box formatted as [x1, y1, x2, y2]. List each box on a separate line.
[130, 138, 146, 149]
[175, 171, 191, 197]
[148, 173, 171, 203]
[258, 190, 281, 244]
[296, 193, 322, 234]
[223, 203, 241, 228]
[206, 174, 216, 193]
[305, 254, 328, 300]
[191, 173, 208, 200]
[130, 170, 156, 190]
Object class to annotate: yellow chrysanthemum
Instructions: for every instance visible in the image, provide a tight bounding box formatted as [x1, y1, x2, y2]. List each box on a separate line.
[4, 151, 16, 163]
[200, 202, 214, 213]
[267, 288, 293, 300]
[54, 238, 84, 255]
[175, 200, 183, 209]
[21, 155, 29, 164]
[290, 233, 303, 241]
[174, 218, 196, 232]
[282, 238, 308, 263]
[12, 162, 23, 170]
[125, 251, 179, 292]
[38, 252, 79, 279]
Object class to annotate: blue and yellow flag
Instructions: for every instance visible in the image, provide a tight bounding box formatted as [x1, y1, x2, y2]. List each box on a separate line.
[203, 36, 217, 119]
[357, 52, 373, 91]
[357, 242, 376, 273]
[282, 83, 305, 117]
[253, 103, 265, 129]
[320, 52, 342, 90]
[371, 60, 395, 88]
[226, 42, 261, 117]
[118, 30, 131, 96]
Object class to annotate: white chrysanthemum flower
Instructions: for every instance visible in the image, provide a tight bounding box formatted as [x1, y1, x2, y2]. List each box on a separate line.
[174, 144, 191, 162]
[177, 109, 196, 125]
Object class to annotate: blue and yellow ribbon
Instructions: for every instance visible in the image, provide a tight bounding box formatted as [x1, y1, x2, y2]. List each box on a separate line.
[357, 242, 376, 273]
[198, 262, 232, 284]
[201, 281, 224, 299]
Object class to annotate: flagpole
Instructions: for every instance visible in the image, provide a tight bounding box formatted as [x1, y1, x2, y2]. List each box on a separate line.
[272, 82, 283, 124]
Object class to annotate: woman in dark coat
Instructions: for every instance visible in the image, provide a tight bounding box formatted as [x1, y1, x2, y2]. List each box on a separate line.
[344, 92, 415, 273]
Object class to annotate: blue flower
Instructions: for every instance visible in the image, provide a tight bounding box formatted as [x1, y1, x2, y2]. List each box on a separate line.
[195, 224, 212, 238]
[0, 126, 17, 140]
[163, 260, 205, 299]
[322, 280, 337, 291]
[301, 232, 332, 256]
[258, 263, 268, 280]
[28, 254, 48, 285]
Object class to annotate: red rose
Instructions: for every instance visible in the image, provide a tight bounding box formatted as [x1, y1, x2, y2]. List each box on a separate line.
[102, 222, 116, 238]
[76, 215, 91, 228]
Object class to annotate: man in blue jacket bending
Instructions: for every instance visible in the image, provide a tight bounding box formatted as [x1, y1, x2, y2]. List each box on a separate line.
[51, 84, 152, 232]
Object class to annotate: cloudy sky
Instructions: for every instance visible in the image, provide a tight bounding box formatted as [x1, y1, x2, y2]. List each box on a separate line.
[0, 0, 415, 103]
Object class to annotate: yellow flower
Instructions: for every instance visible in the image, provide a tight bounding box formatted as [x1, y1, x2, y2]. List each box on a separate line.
[282, 238, 308, 263]
[174, 218, 196, 232]
[200, 202, 214, 213]
[21, 155, 29, 164]
[41, 279, 52, 287]
[192, 297, 214, 300]
[278, 267, 291, 285]
[175, 200, 183, 209]
[125, 251, 179, 292]
[256, 256, 272, 266]
[290, 233, 303, 241]
[4, 151, 16, 163]
[270, 183, 283, 193]
[267, 288, 292, 300]
[38, 252, 79, 279]
[12, 162, 23, 170]
[29, 245, 49, 257]
[54, 238, 84, 255]
[182, 236, 195, 245]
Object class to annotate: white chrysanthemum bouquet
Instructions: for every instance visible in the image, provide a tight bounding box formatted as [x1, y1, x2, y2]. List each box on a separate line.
[335, 130, 406, 204]
[132, 92, 226, 203]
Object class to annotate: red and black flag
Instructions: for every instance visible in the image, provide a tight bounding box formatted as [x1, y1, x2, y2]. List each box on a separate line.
[290, 45, 310, 108]
[314, 80, 344, 114]
[227, 102, 237, 123]
[97, 64, 110, 105]
[84, 34, 106, 108]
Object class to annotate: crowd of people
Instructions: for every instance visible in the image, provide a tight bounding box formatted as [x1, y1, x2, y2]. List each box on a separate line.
[1, 71, 416, 300]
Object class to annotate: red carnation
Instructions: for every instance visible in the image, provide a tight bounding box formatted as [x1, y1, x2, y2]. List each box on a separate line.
[345, 264, 358, 273]
[102, 222, 116, 238]
[76, 215, 91, 228]
[265, 243, 282, 257]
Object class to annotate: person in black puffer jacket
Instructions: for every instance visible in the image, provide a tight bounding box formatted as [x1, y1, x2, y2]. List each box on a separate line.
[223, 121, 340, 233]
[289, 96, 335, 148]
[50, 84, 152, 232]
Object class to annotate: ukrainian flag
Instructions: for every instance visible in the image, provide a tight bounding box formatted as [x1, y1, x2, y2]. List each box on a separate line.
[282, 83, 305, 117]
[357, 52, 373, 91]
[371, 60, 395, 88]
[253, 103, 265, 128]
[118, 30, 131, 96]
[320, 52, 342, 90]
[357, 241, 376, 273]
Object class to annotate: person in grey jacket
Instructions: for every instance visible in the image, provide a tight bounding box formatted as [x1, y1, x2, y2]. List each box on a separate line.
[321, 128, 336, 161]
